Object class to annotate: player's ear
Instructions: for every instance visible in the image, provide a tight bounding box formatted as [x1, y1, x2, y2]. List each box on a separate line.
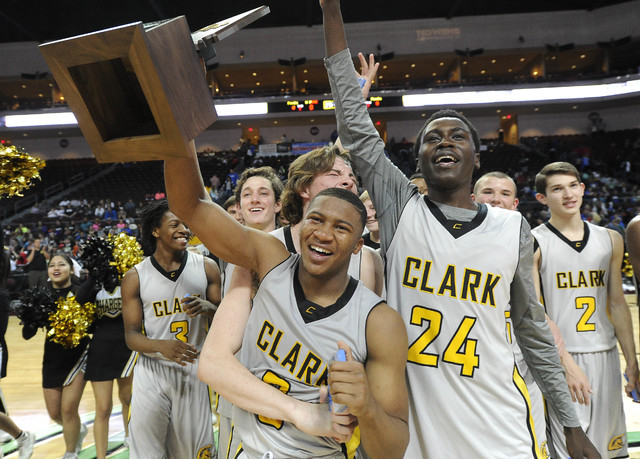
[274, 200, 282, 214]
[471, 193, 477, 202]
[513, 198, 519, 210]
[474, 153, 480, 169]
[535, 193, 547, 205]
[352, 236, 364, 255]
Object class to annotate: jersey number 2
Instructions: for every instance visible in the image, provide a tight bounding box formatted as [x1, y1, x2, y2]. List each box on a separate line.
[575, 296, 596, 332]
[407, 305, 479, 378]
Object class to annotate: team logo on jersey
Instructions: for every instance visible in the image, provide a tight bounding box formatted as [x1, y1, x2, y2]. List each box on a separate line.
[305, 306, 316, 314]
[197, 444, 213, 458]
[540, 441, 550, 459]
[452, 223, 462, 230]
[608, 434, 624, 451]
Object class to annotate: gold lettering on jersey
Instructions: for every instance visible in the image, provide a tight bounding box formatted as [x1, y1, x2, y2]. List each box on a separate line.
[402, 257, 435, 292]
[608, 434, 624, 451]
[452, 223, 462, 230]
[255, 320, 327, 386]
[460, 269, 482, 302]
[268, 330, 283, 361]
[296, 353, 323, 384]
[151, 298, 186, 317]
[437, 265, 457, 297]
[402, 258, 501, 307]
[555, 270, 606, 289]
[281, 342, 301, 373]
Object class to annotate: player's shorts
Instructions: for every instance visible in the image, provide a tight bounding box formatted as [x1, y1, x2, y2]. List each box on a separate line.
[517, 360, 550, 458]
[128, 355, 214, 459]
[84, 336, 137, 381]
[546, 347, 627, 458]
[42, 338, 89, 388]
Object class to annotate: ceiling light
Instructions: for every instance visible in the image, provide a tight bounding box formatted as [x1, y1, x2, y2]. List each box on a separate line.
[215, 102, 268, 117]
[3, 112, 78, 127]
[402, 79, 640, 107]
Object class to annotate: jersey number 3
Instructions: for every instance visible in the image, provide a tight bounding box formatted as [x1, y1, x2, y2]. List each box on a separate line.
[170, 320, 189, 342]
[407, 305, 479, 378]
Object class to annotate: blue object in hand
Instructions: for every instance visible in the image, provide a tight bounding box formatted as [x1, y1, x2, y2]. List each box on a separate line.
[328, 350, 348, 413]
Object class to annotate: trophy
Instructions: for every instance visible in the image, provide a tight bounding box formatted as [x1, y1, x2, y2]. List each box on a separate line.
[39, 6, 269, 163]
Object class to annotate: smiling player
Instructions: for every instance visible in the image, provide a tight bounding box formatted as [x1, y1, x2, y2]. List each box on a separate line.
[122, 199, 221, 458]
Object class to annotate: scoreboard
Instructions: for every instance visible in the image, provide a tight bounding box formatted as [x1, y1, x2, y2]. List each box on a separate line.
[267, 96, 401, 113]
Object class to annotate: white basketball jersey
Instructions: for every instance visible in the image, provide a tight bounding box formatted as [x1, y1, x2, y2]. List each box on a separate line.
[386, 199, 541, 458]
[532, 222, 615, 353]
[233, 254, 381, 458]
[135, 251, 209, 365]
[271, 226, 362, 279]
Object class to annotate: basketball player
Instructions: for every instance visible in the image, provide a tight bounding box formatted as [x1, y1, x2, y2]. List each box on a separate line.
[165, 150, 409, 458]
[223, 195, 244, 225]
[532, 162, 639, 458]
[320, 1, 597, 457]
[626, 213, 640, 315]
[216, 166, 283, 457]
[276, 146, 384, 296]
[360, 191, 380, 250]
[472, 171, 575, 458]
[121, 200, 221, 458]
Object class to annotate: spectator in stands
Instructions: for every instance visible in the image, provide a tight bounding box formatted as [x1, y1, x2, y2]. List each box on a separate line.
[103, 206, 117, 221]
[209, 174, 220, 191]
[94, 204, 105, 219]
[124, 199, 136, 218]
[26, 238, 50, 288]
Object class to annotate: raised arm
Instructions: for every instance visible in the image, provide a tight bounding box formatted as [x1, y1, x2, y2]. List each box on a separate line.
[121, 268, 198, 366]
[321, 0, 414, 256]
[329, 304, 409, 458]
[199, 267, 350, 440]
[606, 229, 639, 398]
[164, 143, 288, 278]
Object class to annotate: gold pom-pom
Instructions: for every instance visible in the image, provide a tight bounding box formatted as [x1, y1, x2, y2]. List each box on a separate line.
[109, 233, 144, 277]
[623, 252, 634, 278]
[0, 144, 46, 198]
[47, 296, 96, 348]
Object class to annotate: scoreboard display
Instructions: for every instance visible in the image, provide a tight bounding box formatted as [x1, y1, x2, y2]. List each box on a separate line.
[267, 96, 401, 113]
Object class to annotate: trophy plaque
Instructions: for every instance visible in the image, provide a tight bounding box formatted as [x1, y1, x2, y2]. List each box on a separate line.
[39, 6, 269, 163]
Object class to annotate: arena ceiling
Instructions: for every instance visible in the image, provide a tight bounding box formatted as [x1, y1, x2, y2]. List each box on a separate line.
[0, 0, 632, 44]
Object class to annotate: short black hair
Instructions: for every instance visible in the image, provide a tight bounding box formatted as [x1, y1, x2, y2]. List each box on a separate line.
[309, 187, 367, 231]
[414, 109, 480, 157]
[139, 199, 170, 255]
